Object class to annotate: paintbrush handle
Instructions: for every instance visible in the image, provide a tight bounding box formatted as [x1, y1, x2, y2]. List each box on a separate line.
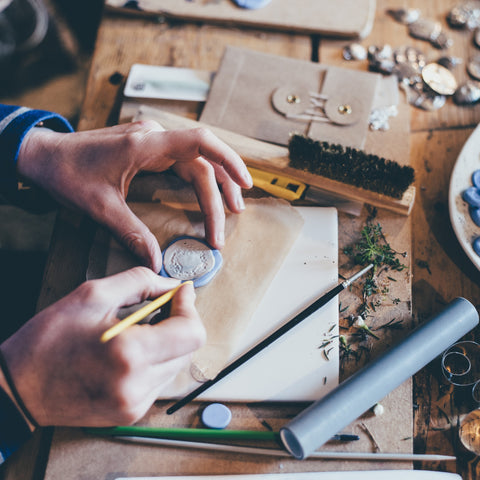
[86, 427, 359, 443]
[167, 264, 373, 414]
[86, 426, 278, 442]
[100, 282, 191, 343]
[167, 282, 345, 415]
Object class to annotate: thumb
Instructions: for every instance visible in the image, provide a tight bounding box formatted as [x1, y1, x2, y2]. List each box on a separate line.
[96, 196, 162, 273]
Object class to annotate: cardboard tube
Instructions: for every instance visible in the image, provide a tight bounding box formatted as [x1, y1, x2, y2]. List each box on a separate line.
[280, 297, 479, 459]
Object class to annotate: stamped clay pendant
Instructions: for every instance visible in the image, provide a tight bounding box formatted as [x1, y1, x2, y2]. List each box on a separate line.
[160, 236, 222, 287]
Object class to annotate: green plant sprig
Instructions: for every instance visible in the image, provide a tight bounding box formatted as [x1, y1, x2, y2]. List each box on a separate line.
[344, 222, 407, 272]
[339, 221, 408, 364]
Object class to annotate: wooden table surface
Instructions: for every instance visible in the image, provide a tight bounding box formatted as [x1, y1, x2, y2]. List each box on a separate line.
[3, 0, 480, 479]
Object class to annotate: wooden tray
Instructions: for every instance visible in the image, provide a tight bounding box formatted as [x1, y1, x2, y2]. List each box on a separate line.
[105, 0, 376, 39]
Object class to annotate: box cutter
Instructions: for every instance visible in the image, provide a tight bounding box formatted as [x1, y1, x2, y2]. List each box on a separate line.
[247, 166, 362, 215]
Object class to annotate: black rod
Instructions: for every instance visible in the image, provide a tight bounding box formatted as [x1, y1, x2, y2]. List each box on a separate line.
[166, 264, 373, 415]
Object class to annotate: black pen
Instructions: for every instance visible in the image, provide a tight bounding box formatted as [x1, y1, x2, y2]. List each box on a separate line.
[331, 434, 360, 442]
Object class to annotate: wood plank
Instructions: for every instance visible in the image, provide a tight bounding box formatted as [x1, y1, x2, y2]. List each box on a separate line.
[318, 0, 480, 132]
[410, 128, 480, 479]
[104, 0, 375, 39]
[79, 13, 311, 132]
[315, 0, 413, 382]
[318, 1, 480, 478]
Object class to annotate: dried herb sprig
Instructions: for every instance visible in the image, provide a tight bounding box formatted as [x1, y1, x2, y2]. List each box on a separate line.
[344, 222, 407, 272]
[337, 218, 410, 367]
[339, 335, 355, 360]
[339, 220, 408, 361]
[374, 318, 404, 331]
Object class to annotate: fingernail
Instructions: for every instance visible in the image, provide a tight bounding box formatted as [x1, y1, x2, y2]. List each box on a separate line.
[243, 169, 253, 188]
[152, 252, 163, 274]
[215, 230, 225, 247]
[236, 195, 245, 211]
[186, 281, 197, 299]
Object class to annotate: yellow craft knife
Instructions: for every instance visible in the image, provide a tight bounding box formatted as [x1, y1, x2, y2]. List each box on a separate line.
[247, 167, 307, 202]
[247, 166, 362, 215]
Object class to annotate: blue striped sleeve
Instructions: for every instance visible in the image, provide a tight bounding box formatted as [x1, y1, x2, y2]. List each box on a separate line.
[0, 104, 74, 194]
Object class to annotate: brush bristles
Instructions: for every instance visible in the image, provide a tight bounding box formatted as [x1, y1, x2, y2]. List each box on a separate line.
[288, 135, 415, 199]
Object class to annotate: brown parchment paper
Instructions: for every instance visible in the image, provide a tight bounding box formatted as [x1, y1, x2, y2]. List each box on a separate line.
[96, 186, 304, 382]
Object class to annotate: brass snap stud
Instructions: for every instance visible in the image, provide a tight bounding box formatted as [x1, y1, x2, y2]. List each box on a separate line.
[287, 94, 301, 104]
[338, 104, 352, 115]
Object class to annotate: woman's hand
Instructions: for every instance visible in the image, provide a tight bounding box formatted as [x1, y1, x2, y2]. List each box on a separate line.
[17, 122, 252, 272]
[0, 268, 205, 426]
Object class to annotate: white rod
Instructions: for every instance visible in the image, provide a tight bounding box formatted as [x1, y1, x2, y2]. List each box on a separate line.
[115, 436, 456, 462]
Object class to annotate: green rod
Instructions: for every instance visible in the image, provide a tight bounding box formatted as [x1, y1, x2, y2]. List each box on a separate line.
[85, 426, 279, 442]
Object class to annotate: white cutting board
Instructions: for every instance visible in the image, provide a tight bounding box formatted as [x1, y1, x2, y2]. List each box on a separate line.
[91, 206, 339, 402]
[160, 206, 339, 402]
[117, 471, 461, 480]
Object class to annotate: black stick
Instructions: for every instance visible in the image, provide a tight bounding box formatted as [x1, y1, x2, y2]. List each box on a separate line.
[166, 264, 373, 415]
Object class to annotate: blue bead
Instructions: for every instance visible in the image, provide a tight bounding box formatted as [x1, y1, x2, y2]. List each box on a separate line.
[463, 186, 480, 207]
[201, 403, 232, 429]
[233, 0, 272, 9]
[472, 170, 480, 189]
[470, 206, 480, 227]
[473, 237, 480, 256]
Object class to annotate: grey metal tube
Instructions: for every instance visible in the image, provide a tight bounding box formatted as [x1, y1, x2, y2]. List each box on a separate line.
[280, 297, 479, 459]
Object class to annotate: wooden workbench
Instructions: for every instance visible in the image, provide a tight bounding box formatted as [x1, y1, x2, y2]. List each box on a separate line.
[2, 0, 480, 479]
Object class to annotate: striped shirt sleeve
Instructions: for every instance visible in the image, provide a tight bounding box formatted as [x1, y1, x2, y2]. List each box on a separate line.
[0, 104, 74, 194]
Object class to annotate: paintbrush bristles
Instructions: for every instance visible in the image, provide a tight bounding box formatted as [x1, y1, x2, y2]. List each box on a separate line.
[288, 135, 415, 199]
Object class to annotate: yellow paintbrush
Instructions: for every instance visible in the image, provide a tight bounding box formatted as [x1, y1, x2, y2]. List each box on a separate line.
[100, 281, 192, 343]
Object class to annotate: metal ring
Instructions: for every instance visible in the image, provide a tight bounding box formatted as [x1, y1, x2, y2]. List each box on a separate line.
[473, 381, 480, 403]
[442, 351, 472, 380]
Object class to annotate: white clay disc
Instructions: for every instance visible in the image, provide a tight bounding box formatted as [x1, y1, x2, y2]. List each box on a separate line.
[163, 237, 215, 281]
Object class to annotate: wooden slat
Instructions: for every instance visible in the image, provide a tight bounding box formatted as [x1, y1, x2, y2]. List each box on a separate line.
[319, 0, 480, 132]
[319, 2, 479, 479]
[105, 0, 376, 39]
[78, 14, 312, 131]
[410, 128, 480, 479]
